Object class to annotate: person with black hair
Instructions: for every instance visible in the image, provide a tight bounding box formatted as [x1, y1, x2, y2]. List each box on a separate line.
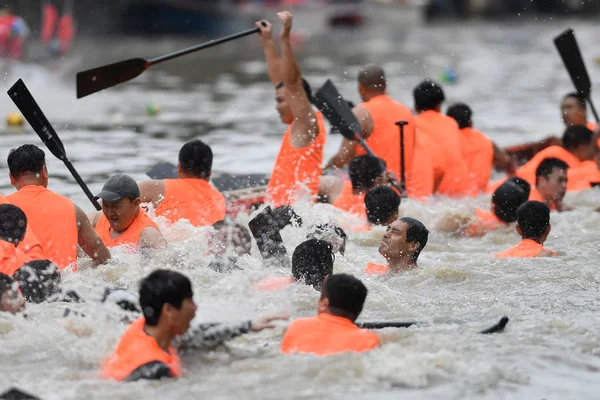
[13, 260, 61, 304]
[495, 201, 556, 258]
[447, 103, 516, 192]
[139, 139, 226, 227]
[364, 186, 400, 227]
[0, 194, 45, 262]
[0, 203, 40, 276]
[366, 217, 429, 274]
[561, 92, 596, 131]
[0, 273, 25, 314]
[256, 13, 326, 207]
[281, 273, 379, 355]
[103, 269, 287, 381]
[530, 158, 569, 212]
[413, 80, 475, 197]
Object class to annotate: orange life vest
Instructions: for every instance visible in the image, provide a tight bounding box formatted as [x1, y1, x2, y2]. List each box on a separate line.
[567, 160, 600, 191]
[0, 194, 45, 261]
[459, 127, 494, 193]
[7, 186, 78, 270]
[281, 313, 380, 356]
[528, 187, 558, 211]
[513, 146, 580, 189]
[95, 208, 158, 249]
[332, 181, 366, 218]
[494, 239, 556, 259]
[406, 133, 435, 199]
[253, 276, 294, 291]
[463, 207, 505, 237]
[365, 262, 387, 275]
[102, 318, 181, 381]
[155, 179, 226, 227]
[0, 240, 33, 276]
[267, 111, 327, 207]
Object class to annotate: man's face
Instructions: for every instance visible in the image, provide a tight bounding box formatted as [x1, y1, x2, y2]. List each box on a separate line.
[561, 97, 587, 126]
[0, 286, 25, 314]
[167, 298, 197, 336]
[538, 168, 567, 203]
[275, 87, 294, 124]
[379, 220, 414, 260]
[102, 198, 140, 233]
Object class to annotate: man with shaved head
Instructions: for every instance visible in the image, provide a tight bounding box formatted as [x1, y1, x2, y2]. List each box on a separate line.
[326, 64, 429, 198]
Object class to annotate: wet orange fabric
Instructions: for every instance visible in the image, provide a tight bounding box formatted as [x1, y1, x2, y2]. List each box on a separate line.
[253, 276, 294, 291]
[515, 146, 580, 188]
[102, 318, 181, 381]
[155, 179, 225, 227]
[7, 186, 78, 270]
[415, 111, 475, 197]
[586, 122, 600, 148]
[355, 95, 416, 183]
[567, 161, 600, 192]
[459, 127, 494, 193]
[406, 133, 435, 199]
[528, 187, 558, 211]
[365, 262, 387, 275]
[0, 194, 45, 260]
[267, 111, 327, 207]
[96, 208, 158, 249]
[0, 241, 33, 276]
[494, 239, 556, 259]
[281, 313, 380, 355]
[463, 208, 505, 237]
[332, 181, 366, 217]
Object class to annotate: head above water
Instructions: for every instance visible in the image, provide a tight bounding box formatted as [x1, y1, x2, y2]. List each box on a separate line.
[379, 217, 429, 264]
[413, 79, 445, 113]
[14, 260, 61, 304]
[95, 174, 142, 233]
[178, 140, 213, 180]
[516, 201, 551, 243]
[0, 273, 25, 314]
[292, 239, 334, 290]
[139, 270, 196, 336]
[306, 223, 347, 256]
[535, 157, 568, 204]
[349, 155, 386, 192]
[447, 103, 473, 129]
[365, 186, 400, 226]
[318, 273, 367, 322]
[210, 220, 252, 258]
[275, 78, 313, 125]
[358, 64, 386, 101]
[7, 144, 48, 188]
[0, 203, 27, 246]
[562, 125, 597, 162]
[507, 176, 531, 199]
[492, 180, 529, 223]
[561, 92, 587, 126]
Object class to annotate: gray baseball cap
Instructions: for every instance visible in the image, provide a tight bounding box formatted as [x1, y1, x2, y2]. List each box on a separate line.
[94, 174, 140, 202]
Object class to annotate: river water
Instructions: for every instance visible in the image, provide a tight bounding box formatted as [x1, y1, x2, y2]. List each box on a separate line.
[1, 4, 600, 399]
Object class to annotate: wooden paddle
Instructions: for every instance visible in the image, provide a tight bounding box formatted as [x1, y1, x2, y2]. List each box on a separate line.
[76, 23, 267, 99]
[554, 28, 599, 122]
[357, 316, 509, 334]
[7, 79, 101, 210]
[314, 79, 407, 197]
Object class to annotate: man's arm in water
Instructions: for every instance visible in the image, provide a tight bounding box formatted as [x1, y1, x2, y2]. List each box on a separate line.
[139, 180, 166, 209]
[493, 143, 517, 175]
[279, 11, 319, 149]
[326, 106, 373, 169]
[256, 20, 282, 87]
[75, 205, 111, 264]
[318, 175, 345, 204]
[139, 227, 167, 250]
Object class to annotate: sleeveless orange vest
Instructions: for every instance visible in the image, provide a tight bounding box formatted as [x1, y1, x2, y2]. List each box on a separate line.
[7, 186, 78, 270]
[332, 181, 366, 218]
[281, 313, 380, 355]
[515, 146, 581, 187]
[365, 262, 387, 275]
[102, 318, 181, 381]
[95, 208, 158, 249]
[253, 276, 294, 291]
[0, 194, 45, 261]
[155, 179, 226, 227]
[463, 207, 505, 237]
[267, 111, 327, 207]
[406, 133, 435, 199]
[567, 160, 600, 191]
[459, 127, 494, 193]
[355, 95, 415, 183]
[415, 111, 476, 197]
[0, 240, 33, 276]
[494, 239, 556, 258]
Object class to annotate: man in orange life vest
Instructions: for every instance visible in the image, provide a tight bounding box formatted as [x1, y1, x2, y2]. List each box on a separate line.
[530, 158, 569, 212]
[495, 201, 556, 259]
[561, 92, 596, 132]
[0, 273, 25, 315]
[91, 174, 166, 251]
[256, 13, 326, 207]
[7, 144, 111, 270]
[281, 273, 380, 355]
[0, 204, 36, 276]
[0, 194, 45, 261]
[103, 269, 286, 381]
[364, 186, 401, 228]
[413, 80, 475, 197]
[139, 140, 226, 227]
[446, 103, 516, 193]
[365, 217, 429, 275]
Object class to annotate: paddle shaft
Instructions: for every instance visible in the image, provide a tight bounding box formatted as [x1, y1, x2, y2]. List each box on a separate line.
[63, 159, 101, 210]
[588, 97, 600, 122]
[148, 27, 260, 66]
[396, 121, 408, 193]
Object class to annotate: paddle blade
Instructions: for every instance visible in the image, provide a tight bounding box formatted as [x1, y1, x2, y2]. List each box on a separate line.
[146, 162, 178, 179]
[8, 79, 67, 160]
[554, 28, 591, 98]
[76, 58, 148, 98]
[314, 79, 361, 141]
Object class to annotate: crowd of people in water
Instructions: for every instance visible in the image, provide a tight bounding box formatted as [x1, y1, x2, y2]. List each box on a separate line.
[0, 11, 599, 382]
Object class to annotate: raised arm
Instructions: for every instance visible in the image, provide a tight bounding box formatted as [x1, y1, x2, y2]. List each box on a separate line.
[75, 205, 111, 265]
[492, 143, 517, 175]
[256, 20, 282, 87]
[326, 106, 373, 169]
[139, 180, 166, 208]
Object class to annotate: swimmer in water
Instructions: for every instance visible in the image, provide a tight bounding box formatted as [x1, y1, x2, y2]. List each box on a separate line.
[364, 186, 401, 227]
[0, 273, 25, 314]
[530, 158, 570, 212]
[306, 223, 347, 256]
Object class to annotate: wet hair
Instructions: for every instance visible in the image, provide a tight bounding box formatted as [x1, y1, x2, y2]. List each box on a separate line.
[535, 158, 569, 185]
[14, 260, 61, 303]
[413, 79, 445, 112]
[275, 78, 313, 104]
[562, 125, 594, 150]
[399, 217, 429, 261]
[358, 64, 386, 92]
[0, 273, 17, 301]
[7, 144, 45, 177]
[563, 92, 586, 108]
[349, 155, 384, 191]
[139, 270, 193, 326]
[492, 181, 529, 223]
[320, 274, 367, 322]
[507, 176, 531, 199]
[179, 140, 213, 179]
[517, 201, 550, 240]
[212, 220, 252, 256]
[292, 239, 334, 290]
[446, 103, 472, 129]
[307, 223, 347, 255]
[0, 204, 27, 245]
[365, 186, 400, 225]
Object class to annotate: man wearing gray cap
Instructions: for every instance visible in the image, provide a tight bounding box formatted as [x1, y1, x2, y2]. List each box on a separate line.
[90, 174, 166, 251]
